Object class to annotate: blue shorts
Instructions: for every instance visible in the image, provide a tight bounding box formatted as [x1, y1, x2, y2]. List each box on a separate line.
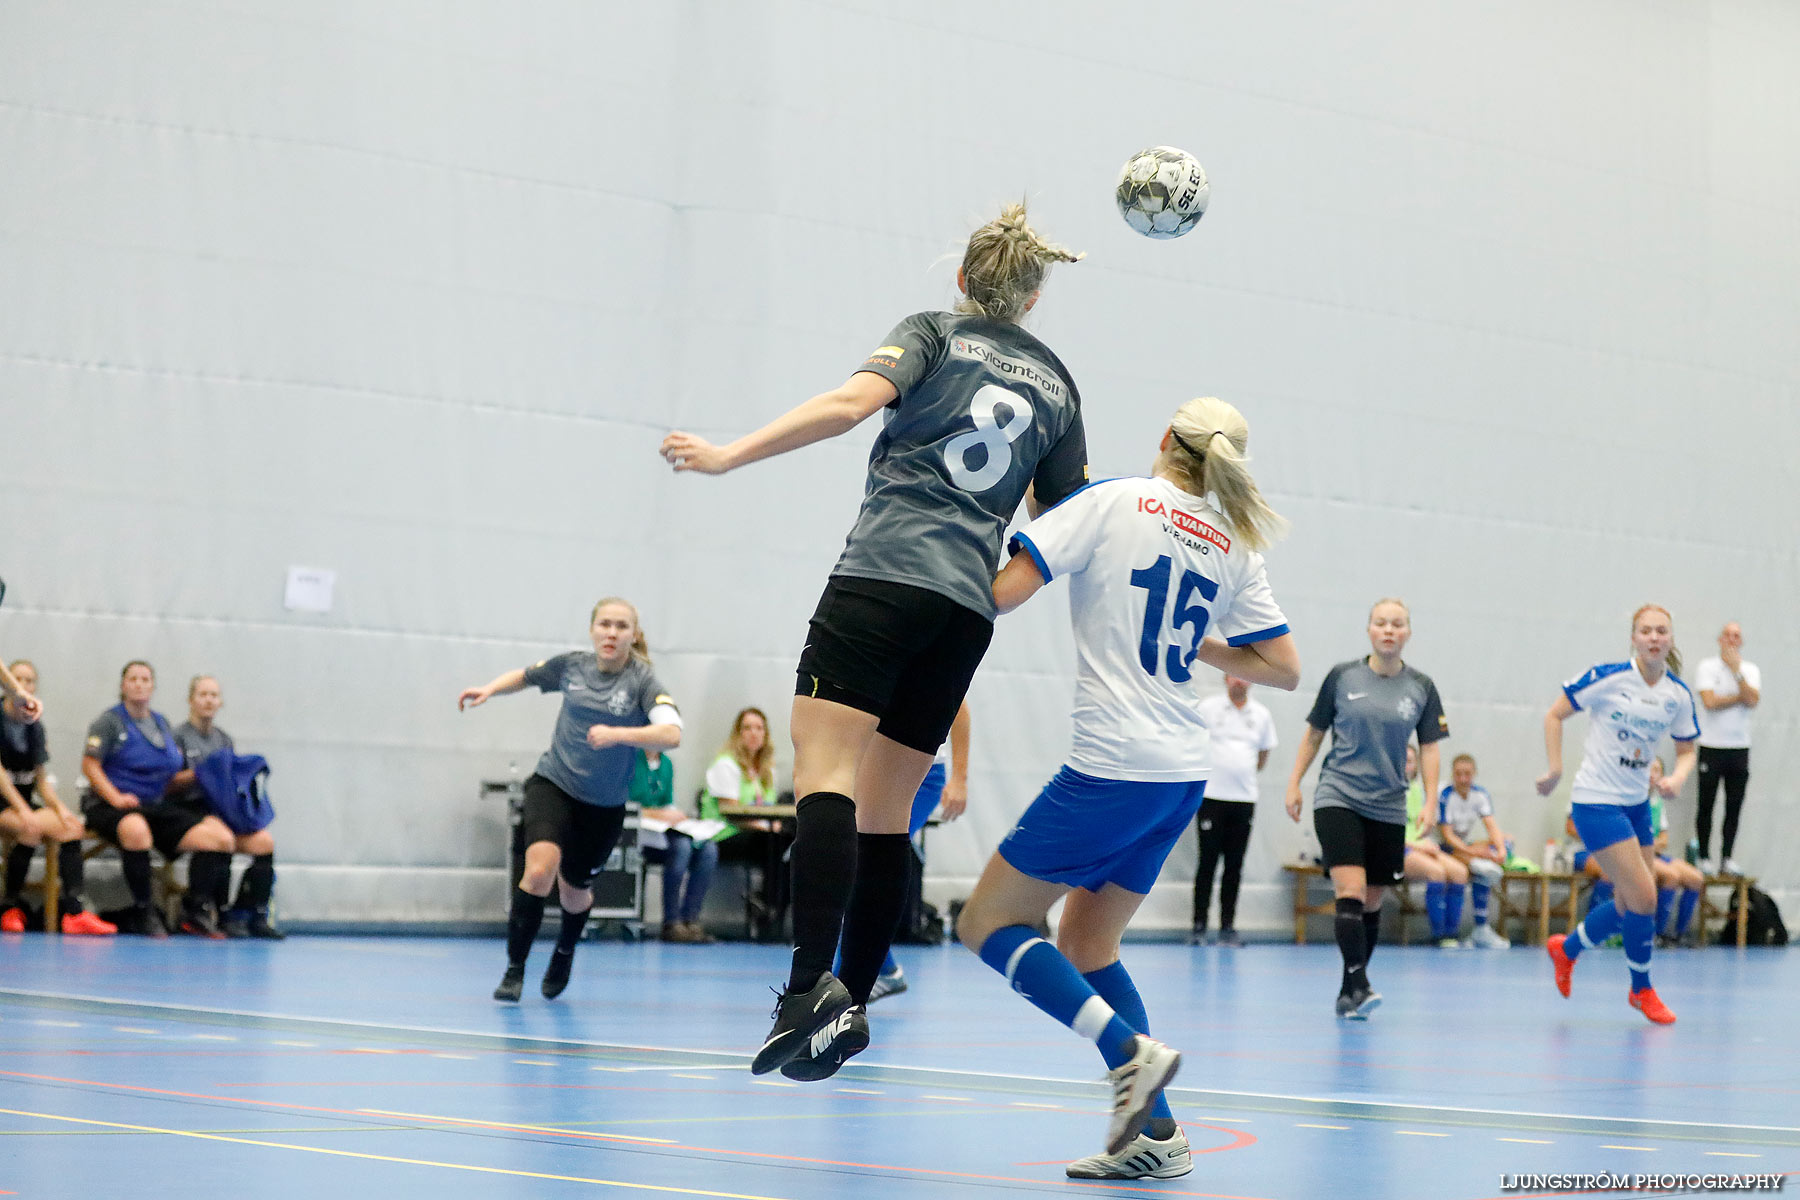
[1569, 800, 1654, 853]
[910, 762, 947, 836]
[997, 766, 1206, 894]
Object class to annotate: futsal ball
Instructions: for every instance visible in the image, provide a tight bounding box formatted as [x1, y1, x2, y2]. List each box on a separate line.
[1115, 146, 1209, 239]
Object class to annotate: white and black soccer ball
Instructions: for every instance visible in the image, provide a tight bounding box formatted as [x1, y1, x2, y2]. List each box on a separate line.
[1115, 146, 1209, 239]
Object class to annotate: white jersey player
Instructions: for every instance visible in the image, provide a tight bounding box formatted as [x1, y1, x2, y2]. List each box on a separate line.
[1538, 604, 1700, 1026]
[955, 396, 1300, 1182]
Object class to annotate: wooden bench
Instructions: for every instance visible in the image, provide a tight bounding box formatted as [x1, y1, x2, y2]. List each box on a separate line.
[0, 832, 187, 933]
[1283, 862, 1428, 945]
[1492, 870, 1588, 946]
[1699, 873, 1755, 948]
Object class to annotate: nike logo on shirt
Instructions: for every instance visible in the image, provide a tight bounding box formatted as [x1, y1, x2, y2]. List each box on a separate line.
[1346, 692, 1369, 701]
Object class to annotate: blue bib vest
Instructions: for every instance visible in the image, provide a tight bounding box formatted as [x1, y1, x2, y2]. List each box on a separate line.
[102, 704, 185, 804]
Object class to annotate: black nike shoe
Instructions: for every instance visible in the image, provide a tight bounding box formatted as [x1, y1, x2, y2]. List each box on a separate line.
[779, 1004, 869, 1081]
[493, 963, 525, 1003]
[750, 971, 853, 1075]
[540, 948, 574, 999]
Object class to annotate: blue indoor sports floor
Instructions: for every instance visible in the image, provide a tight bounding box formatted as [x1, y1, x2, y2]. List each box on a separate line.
[2, 934, 1794, 1198]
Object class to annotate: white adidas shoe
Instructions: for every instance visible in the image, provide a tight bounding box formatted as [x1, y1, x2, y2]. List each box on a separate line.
[1104, 1036, 1181, 1156]
[1067, 1128, 1193, 1179]
[1470, 923, 1510, 949]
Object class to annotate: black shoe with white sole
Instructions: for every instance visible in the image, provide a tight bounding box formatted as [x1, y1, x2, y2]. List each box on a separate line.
[779, 1005, 869, 1081]
[750, 972, 853, 1076]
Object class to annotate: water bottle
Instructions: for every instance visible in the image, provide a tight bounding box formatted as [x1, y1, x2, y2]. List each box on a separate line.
[508, 759, 521, 794]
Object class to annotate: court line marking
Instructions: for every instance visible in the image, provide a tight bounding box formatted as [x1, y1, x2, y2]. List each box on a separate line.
[0, 1108, 787, 1200]
[3, 1069, 1272, 1198]
[1599, 1145, 1656, 1152]
[1498, 1138, 1552, 1144]
[1709, 1151, 1761, 1157]
[670, 1074, 715, 1081]
[358, 1108, 677, 1144]
[1297, 1123, 1348, 1130]
[1396, 1131, 1451, 1137]
[7, 990, 1800, 1145]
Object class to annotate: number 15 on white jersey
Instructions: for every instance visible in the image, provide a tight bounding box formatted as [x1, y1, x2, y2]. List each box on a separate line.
[1009, 476, 1290, 782]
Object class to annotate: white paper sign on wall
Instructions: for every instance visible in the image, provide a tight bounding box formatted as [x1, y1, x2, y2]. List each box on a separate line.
[284, 567, 336, 613]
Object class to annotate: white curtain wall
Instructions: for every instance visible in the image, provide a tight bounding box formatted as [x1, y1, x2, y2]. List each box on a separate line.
[2, 1, 1795, 926]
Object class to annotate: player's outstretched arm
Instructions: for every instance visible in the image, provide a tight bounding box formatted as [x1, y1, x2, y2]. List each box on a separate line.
[459, 668, 528, 711]
[660, 372, 898, 476]
[0, 661, 40, 723]
[1194, 634, 1300, 691]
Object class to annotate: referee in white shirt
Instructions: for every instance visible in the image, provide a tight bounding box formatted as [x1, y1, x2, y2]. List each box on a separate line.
[1693, 621, 1761, 876]
[1192, 677, 1277, 946]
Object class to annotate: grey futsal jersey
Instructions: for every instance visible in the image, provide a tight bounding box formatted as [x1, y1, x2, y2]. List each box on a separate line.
[175, 722, 234, 766]
[523, 653, 677, 807]
[1307, 659, 1448, 825]
[838, 312, 1087, 618]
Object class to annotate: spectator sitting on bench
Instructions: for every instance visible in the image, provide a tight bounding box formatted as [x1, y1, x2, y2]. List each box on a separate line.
[170, 676, 284, 939]
[1, 661, 114, 934]
[631, 746, 719, 944]
[1436, 753, 1510, 949]
[79, 661, 236, 937]
[1403, 742, 1470, 947]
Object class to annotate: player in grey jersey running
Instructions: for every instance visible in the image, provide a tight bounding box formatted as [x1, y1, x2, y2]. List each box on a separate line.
[1285, 597, 1449, 1019]
[661, 203, 1089, 1080]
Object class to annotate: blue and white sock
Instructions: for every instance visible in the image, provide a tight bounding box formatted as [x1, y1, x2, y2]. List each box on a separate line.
[1566, 898, 1622, 962]
[1471, 880, 1491, 926]
[978, 926, 1137, 1068]
[1622, 910, 1655, 992]
[1675, 890, 1699, 937]
[1587, 878, 1614, 917]
[1443, 884, 1465, 938]
[1423, 882, 1447, 939]
[1655, 888, 1674, 936]
[1084, 960, 1172, 1121]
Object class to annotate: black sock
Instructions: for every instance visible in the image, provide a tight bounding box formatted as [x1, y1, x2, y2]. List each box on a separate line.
[121, 849, 153, 907]
[1334, 897, 1368, 994]
[58, 841, 85, 914]
[1147, 1116, 1180, 1141]
[1363, 910, 1382, 966]
[236, 854, 275, 912]
[4, 843, 32, 904]
[837, 832, 913, 1003]
[506, 888, 547, 966]
[785, 791, 858, 993]
[555, 904, 590, 955]
[185, 851, 230, 915]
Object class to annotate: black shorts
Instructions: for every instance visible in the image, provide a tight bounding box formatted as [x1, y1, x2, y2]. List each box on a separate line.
[520, 774, 627, 890]
[1314, 806, 1407, 887]
[82, 793, 213, 860]
[794, 575, 994, 755]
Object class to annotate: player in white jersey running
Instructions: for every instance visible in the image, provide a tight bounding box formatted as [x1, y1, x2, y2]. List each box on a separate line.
[1537, 604, 1699, 1024]
[955, 397, 1300, 1180]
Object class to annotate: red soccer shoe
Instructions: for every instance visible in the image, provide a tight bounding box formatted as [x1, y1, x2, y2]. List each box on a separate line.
[62, 911, 118, 936]
[1546, 933, 1574, 998]
[1629, 987, 1676, 1025]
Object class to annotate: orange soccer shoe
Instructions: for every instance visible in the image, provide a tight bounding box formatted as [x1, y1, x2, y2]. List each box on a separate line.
[1629, 987, 1676, 1025]
[1546, 933, 1574, 998]
[62, 911, 119, 936]
[0, 906, 25, 934]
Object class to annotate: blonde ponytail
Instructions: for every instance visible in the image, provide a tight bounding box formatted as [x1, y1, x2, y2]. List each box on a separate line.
[1156, 396, 1287, 552]
[954, 202, 1083, 324]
